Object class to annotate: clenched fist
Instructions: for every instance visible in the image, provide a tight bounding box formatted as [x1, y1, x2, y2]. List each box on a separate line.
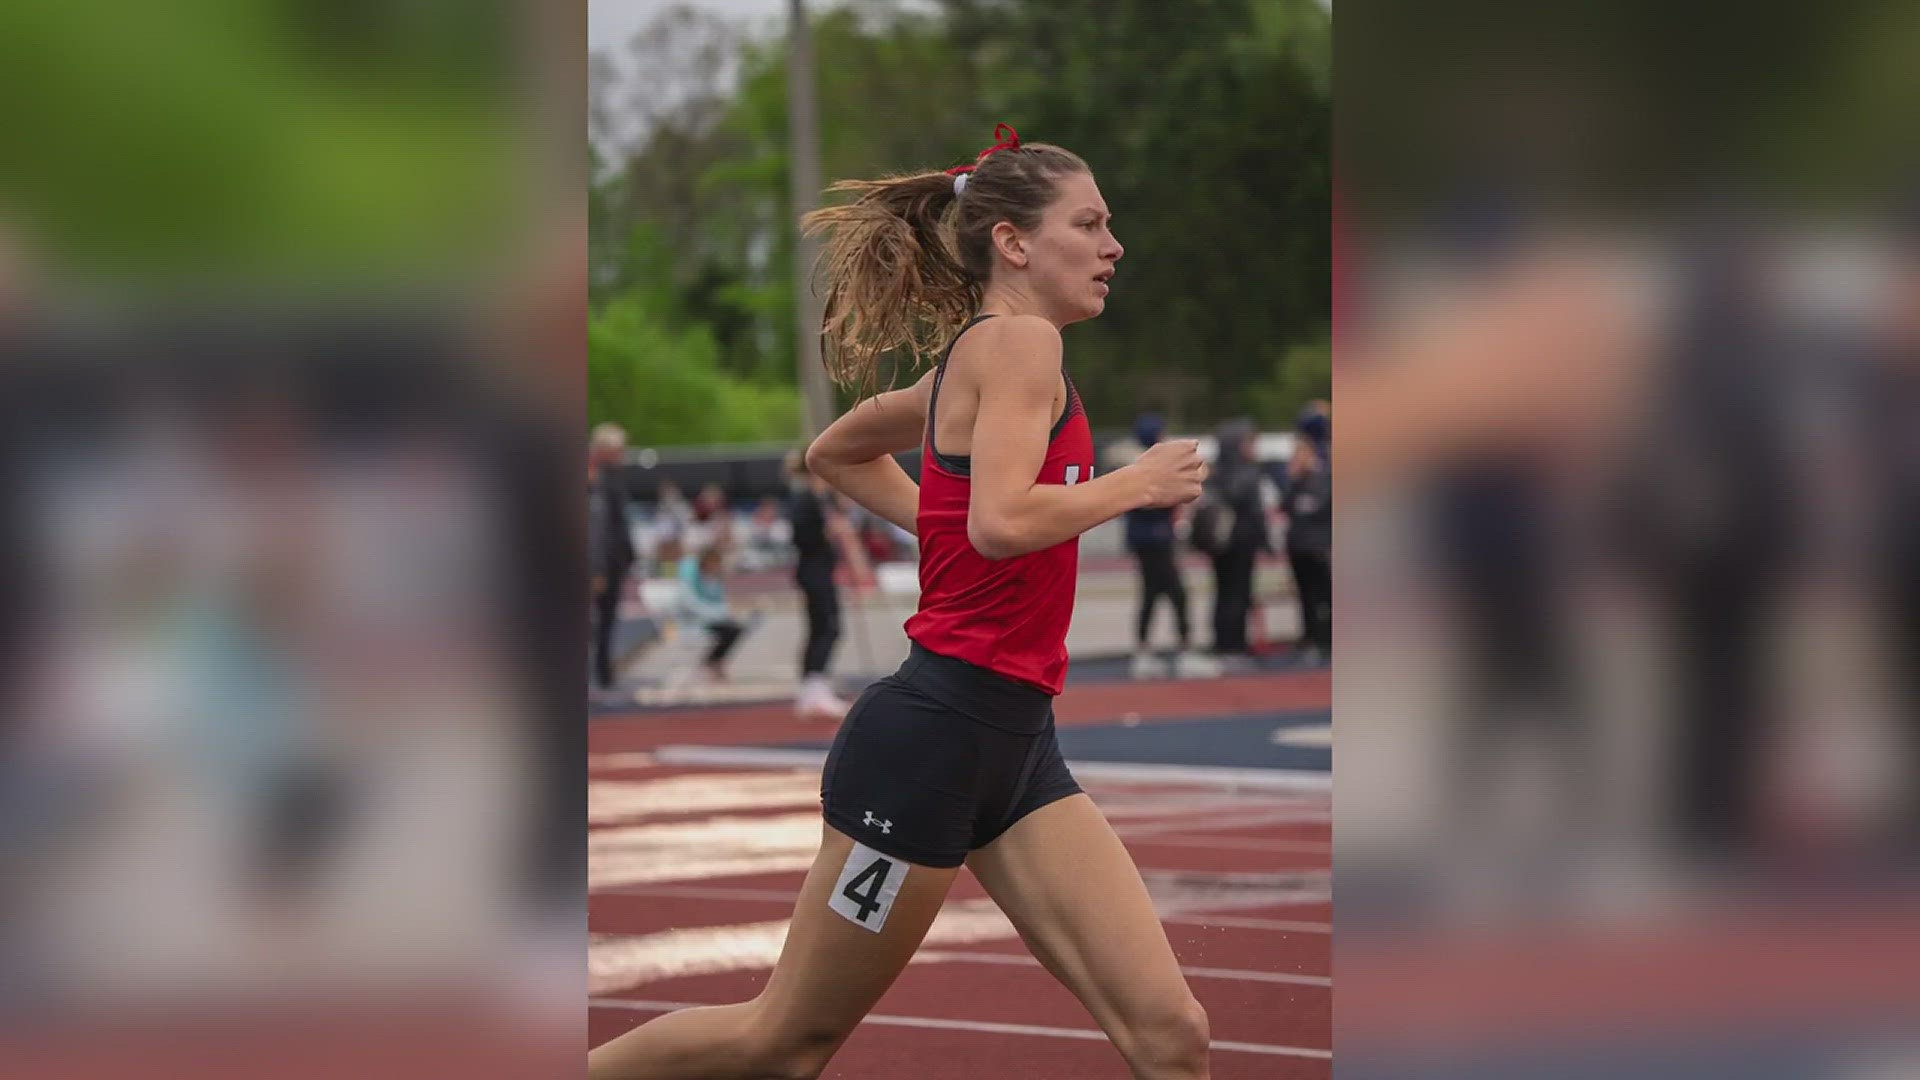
[1128, 439, 1208, 508]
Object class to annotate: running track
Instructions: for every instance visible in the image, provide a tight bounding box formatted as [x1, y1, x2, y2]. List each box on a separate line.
[588, 669, 1332, 1076]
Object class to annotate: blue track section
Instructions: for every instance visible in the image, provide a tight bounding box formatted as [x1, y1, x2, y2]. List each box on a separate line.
[1056, 711, 1329, 772]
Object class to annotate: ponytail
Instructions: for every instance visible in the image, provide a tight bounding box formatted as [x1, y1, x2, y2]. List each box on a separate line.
[801, 171, 978, 396]
[802, 128, 1089, 397]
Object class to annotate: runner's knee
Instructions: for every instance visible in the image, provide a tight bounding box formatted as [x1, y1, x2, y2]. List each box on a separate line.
[1122, 995, 1210, 1077]
[748, 1022, 849, 1080]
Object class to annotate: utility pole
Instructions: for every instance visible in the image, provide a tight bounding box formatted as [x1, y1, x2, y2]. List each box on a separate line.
[788, 0, 835, 439]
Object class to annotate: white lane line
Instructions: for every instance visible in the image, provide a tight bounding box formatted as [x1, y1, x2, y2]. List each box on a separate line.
[606, 883, 1344, 933]
[589, 752, 659, 769]
[650, 745, 1331, 794]
[595, 884, 1337, 919]
[1121, 835, 1333, 855]
[1269, 723, 1332, 748]
[1165, 915, 1332, 934]
[591, 872, 1329, 991]
[1102, 798, 1327, 822]
[590, 773, 822, 823]
[911, 949, 1330, 987]
[589, 998, 1331, 1059]
[590, 812, 823, 887]
[1121, 803, 1328, 837]
[596, 883, 801, 903]
[598, 869, 1327, 903]
[589, 900, 1019, 992]
[599, 885, 1336, 937]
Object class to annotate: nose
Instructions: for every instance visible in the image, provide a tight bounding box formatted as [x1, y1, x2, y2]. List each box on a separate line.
[1105, 235, 1124, 262]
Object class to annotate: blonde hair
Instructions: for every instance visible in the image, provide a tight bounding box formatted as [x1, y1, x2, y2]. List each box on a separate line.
[801, 141, 1089, 397]
[590, 422, 627, 452]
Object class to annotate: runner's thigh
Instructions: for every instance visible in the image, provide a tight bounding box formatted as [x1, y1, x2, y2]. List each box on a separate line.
[965, 794, 1189, 1029]
[754, 822, 959, 1039]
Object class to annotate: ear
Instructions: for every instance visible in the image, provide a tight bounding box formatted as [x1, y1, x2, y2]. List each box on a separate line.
[990, 221, 1029, 269]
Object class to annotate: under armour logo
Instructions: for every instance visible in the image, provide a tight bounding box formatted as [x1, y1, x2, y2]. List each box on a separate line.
[862, 811, 893, 834]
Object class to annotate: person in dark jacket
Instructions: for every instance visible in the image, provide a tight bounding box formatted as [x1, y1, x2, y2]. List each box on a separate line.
[588, 422, 636, 694]
[1864, 206, 1920, 861]
[1123, 413, 1218, 679]
[1206, 418, 1271, 655]
[1297, 399, 1330, 464]
[786, 449, 852, 719]
[1282, 433, 1332, 659]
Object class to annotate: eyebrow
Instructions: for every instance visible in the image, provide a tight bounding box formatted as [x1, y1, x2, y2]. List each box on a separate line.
[1075, 207, 1112, 222]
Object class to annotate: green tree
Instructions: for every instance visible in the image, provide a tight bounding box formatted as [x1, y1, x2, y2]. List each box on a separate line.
[937, 0, 1331, 425]
[1247, 332, 1331, 427]
[589, 0, 1331, 443]
[590, 293, 801, 444]
[0, 0, 519, 277]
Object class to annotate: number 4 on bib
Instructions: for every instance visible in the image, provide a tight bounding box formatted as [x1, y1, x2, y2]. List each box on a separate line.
[829, 841, 905, 932]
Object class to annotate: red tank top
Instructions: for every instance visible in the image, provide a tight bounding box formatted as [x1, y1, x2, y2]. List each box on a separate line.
[905, 315, 1096, 695]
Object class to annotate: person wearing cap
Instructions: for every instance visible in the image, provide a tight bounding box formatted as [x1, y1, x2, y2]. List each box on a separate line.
[1205, 418, 1271, 656]
[1124, 413, 1219, 679]
[785, 449, 853, 720]
[1282, 410, 1332, 660]
[587, 422, 636, 696]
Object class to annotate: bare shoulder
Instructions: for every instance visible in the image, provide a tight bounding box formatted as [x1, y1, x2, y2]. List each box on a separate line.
[955, 315, 1062, 395]
[972, 314, 1062, 359]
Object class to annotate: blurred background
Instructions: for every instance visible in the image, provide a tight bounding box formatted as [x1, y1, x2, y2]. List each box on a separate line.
[1338, 0, 1920, 1076]
[0, 2, 583, 1076]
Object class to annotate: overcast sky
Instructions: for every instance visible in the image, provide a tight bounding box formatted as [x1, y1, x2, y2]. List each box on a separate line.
[593, 0, 1331, 53]
[590, 0, 789, 53]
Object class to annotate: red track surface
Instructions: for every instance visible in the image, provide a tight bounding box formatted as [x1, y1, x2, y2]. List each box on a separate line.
[588, 673, 1332, 1076]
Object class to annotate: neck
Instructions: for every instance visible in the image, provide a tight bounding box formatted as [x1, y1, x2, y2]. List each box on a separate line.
[979, 279, 1069, 329]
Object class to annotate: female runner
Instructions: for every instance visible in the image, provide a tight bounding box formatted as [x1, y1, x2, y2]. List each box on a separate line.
[589, 124, 1213, 1080]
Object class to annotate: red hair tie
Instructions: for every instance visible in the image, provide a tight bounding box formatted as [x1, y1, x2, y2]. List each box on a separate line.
[945, 122, 1023, 179]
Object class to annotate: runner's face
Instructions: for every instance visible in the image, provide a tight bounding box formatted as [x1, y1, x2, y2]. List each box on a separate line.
[1024, 171, 1123, 324]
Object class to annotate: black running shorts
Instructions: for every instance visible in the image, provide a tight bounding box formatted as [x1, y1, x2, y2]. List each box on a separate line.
[820, 643, 1083, 868]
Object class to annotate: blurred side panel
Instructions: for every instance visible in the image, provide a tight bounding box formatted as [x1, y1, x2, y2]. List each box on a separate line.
[0, 1, 584, 1076]
[1338, 0, 1920, 1076]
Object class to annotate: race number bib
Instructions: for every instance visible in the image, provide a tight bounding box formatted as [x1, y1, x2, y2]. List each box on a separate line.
[828, 841, 905, 933]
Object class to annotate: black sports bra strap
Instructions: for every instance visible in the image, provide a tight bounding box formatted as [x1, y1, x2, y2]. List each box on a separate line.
[1051, 371, 1081, 443]
[926, 314, 999, 457]
[926, 315, 1075, 471]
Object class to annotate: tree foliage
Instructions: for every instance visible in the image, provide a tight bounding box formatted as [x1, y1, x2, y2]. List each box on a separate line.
[590, 291, 801, 445]
[591, 0, 1331, 445]
[0, 0, 519, 277]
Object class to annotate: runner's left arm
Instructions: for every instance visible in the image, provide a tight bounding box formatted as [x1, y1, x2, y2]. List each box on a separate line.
[805, 368, 934, 536]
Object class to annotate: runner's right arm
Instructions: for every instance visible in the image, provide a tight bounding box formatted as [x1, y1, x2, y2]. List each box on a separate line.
[967, 316, 1207, 559]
